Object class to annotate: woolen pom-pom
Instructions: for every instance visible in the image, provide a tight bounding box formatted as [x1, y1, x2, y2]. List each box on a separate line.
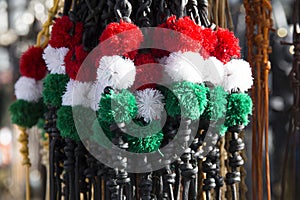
[65, 45, 90, 80]
[14, 77, 43, 102]
[99, 20, 143, 59]
[165, 81, 208, 120]
[97, 55, 136, 90]
[164, 51, 204, 83]
[202, 86, 228, 121]
[133, 53, 162, 90]
[49, 16, 83, 48]
[43, 45, 69, 74]
[88, 81, 110, 111]
[20, 46, 47, 80]
[99, 89, 138, 123]
[223, 59, 253, 92]
[43, 74, 69, 106]
[202, 56, 225, 86]
[62, 79, 93, 108]
[197, 27, 218, 57]
[224, 93, 252, 127]
[57, 106, 79, 141]
[212, 28, 241, 63]
[57, 105, 95, 142]
[152, 16, 201, 57]
[9, 99, 45, 128]
[201, 86, 228, 136]
[126, 120, 163, 153]
[135, 88, 165, 122]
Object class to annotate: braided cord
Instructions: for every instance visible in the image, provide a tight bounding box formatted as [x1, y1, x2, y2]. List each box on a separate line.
[36, 0, 61, 48]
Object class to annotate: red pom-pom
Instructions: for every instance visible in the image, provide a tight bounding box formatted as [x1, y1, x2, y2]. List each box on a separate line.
[19, 46, 47, 80]
[197, 27, 218, 58]
[99, 21, 143, 59]
[49, 16, 83, 48]
[152, 16, 201, 57]
[65, 45, 95, 81]
[212, 28, 241, 63]
[132, 53, 162, 90]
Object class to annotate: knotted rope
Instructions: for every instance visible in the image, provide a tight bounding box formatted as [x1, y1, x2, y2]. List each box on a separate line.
[244, 0, 273, 199]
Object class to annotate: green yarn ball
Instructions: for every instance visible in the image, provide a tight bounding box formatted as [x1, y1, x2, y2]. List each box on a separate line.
[99, 89, 138, 123]
[9, 99, 45, 128]
[126, 120, 163, 153]
[207, 86, 228, 120]
[57, 105, 96, 142]
[91, 119, 164, 152]
[57, 106, 79, 141]
[200, 86, 228, 136]
[224, 93, 252, 128]
[165, 81, 208, 120]
[43, 74, 69, 107]
[202, 86, 228, 121]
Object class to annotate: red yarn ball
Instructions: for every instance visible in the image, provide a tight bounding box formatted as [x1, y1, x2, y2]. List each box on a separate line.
[152, 16, 201, 58]
[64, 45, 95, 81]
[19, 46, 47, 80]
[197, 27, 218, 58]
[49, 16, 83, 48]
[212, 28, 241, 63]
[99, 20, 143, 59]
[132, 53, 162, 90]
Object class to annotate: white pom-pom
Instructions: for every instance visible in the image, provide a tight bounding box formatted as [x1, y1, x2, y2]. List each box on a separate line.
[43, 45, 69, 74]
[202, 57, 225, 85]
[62, 79, 75, 106]
[164, 51, 204, 83]
[135, 88, 165, 122]
[88, 81, 110, 111]
[62, 79, 93, 108]
[223, 59, 253, 92]
[97, 55, 136, 90]
[14, 76, 43, 102]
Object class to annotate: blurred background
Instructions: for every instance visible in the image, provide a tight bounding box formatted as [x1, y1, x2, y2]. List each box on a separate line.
[0, 0, 296, 199]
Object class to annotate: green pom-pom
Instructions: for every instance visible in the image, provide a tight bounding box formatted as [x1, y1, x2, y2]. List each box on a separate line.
[43, 74, 69, 106]
[126, 120, 163, 153]
[165, 81, 208, 120]
[99, 90, 138, 123]
[207, 86, 227, 120]
[9, 99, 45, 128]
[202, 86, 228, 120]
[57, 105, 95, 142]
[224, 93, 252, 127]
[57, 106, 79, 141]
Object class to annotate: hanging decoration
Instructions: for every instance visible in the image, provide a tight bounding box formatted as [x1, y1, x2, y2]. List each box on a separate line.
[9, 0, 258, 199]
[244, 1, 273, 200]
[9, 0, 61, 200]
